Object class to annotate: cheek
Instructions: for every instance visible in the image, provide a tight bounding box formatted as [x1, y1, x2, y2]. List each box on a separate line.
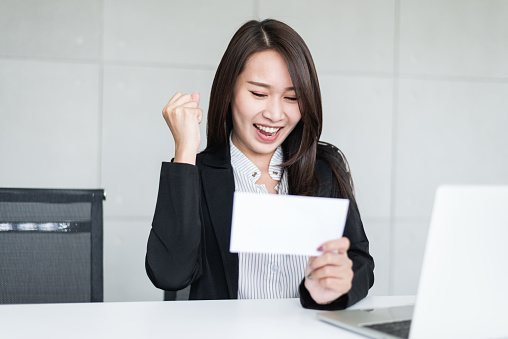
[232, 106, 254, 136]
[232, 108, 249, 128]
[289, 108, 302, 126]
[237, 100, 263, 127]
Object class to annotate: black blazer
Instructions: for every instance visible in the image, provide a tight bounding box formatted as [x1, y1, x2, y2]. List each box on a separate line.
[146, 143, 374, 310]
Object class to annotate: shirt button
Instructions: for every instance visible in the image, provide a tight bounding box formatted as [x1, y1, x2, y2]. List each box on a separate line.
[252, 172, 257, 177]
[272, 265, 279, 272]
[273, 171, 278, 175]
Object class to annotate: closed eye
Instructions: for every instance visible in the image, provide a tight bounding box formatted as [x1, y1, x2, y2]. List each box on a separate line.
[285, 97, 297, 102]
[250, 91, 267, 98]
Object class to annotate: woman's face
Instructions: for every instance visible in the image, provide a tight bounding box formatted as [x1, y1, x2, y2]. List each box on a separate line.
[231, 50, 301, 163]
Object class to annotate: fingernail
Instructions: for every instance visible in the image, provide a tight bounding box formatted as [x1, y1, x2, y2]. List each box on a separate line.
[317, 245, 325, 252]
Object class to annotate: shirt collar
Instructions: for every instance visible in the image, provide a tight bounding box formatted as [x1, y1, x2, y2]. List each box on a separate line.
[229, 134, 283, 182]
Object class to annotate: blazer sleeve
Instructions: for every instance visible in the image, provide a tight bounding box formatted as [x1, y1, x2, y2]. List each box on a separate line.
[145, 162, 203, 291]
[299, 156, 375, 310]
[299, 197, 375, 310]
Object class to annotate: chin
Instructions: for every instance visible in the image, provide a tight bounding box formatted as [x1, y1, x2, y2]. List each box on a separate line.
[252, 145, 277, 155]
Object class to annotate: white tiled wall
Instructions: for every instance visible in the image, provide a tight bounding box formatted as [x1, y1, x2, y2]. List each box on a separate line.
[364, 221, 391, 296]
[103, 217, 161, 301]
[259, 0, 395, 74]
[399, 0, 508, 78]
[391, 220, 429, 295]
[0, 0, 102, 59]
[0, 59, 101, 188]
[1, 0, 507, 301]
[395, 79, 508, 220]
[103, 0, 252, 66]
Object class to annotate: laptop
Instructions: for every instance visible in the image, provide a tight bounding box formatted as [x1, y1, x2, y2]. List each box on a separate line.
[317, 185, 508, 339]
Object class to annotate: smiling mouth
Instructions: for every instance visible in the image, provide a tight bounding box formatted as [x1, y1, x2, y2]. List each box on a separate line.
[254, 124, 282, 136]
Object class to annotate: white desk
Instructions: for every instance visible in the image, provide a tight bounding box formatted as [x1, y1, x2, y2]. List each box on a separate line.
[0, 295, 415, 339]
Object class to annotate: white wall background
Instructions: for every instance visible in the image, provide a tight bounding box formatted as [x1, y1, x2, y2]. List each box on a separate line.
[1, 0, 507, 302]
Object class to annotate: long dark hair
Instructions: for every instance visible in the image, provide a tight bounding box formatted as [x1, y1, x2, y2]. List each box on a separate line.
[206, 19, 355, 200]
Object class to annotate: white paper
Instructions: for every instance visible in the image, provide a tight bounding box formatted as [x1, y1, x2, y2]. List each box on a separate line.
[230, 192, 349, 256]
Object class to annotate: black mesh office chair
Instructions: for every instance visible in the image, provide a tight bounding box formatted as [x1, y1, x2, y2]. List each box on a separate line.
[0, 188, 105, 304]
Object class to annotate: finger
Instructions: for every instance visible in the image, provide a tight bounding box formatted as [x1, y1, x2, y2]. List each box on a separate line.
[309, 263, 353, 281]
[177, 100, 199, 109]
[318, 237, 350, 253]
[163, 100, 199, 118]
[170, 93, 195, 108]
[167, 92, 183, 105]
[162, 101, 199, 120]
[308, 265, 341, 280]
[196, 108, 203, 124]
[309, 251, 352, 271]
[305, 257, 316, 276]
[191, 91, 200, 105]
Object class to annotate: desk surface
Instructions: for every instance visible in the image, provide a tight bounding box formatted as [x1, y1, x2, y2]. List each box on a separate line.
[0, 295, 415, 339]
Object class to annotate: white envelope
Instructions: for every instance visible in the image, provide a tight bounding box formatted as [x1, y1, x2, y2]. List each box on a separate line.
[230, 192, 349, 256]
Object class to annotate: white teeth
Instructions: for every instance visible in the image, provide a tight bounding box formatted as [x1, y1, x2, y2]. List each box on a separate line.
[256, 124, 280, 134]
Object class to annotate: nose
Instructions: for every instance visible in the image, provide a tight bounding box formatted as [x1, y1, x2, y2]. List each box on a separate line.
[262, 97, 284, 122]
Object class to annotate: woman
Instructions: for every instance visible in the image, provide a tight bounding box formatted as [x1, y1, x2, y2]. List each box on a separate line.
[146, 19, 374, 310]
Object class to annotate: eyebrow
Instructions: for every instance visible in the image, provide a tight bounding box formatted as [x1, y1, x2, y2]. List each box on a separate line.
[247, 81, 295, 92]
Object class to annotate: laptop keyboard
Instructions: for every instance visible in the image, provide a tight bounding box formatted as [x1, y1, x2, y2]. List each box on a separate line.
[364, 319, 412, 339]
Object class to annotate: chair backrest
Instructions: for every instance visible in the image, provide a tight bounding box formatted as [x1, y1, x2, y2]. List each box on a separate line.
[0, 188, 104, 304]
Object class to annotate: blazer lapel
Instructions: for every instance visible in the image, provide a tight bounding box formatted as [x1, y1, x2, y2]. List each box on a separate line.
[200, 145, 238, 298]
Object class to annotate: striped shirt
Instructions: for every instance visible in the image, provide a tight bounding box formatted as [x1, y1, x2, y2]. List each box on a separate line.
[229, 137, 309, 299]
